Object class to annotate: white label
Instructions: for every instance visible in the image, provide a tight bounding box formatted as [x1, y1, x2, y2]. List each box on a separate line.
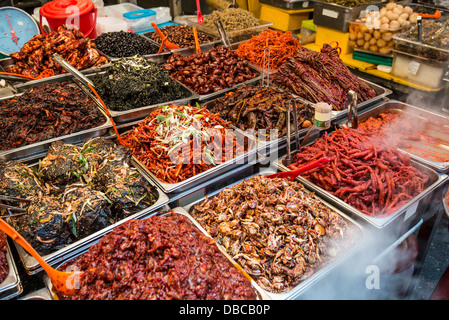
[322, 9, 339, 19]
[303, 1, 309, 7]
[408, 61, 420, 75]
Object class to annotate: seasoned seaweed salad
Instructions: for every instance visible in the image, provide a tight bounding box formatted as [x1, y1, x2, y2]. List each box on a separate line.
[0, 138, 158, 255]
[91, 55, 191, 112]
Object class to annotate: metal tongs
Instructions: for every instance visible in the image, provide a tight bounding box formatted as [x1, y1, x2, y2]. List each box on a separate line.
[0, 195, 32, 215]
[284, 100, 301, 166]
[215, 19, 231, 48]
[347, 89, 358, 129]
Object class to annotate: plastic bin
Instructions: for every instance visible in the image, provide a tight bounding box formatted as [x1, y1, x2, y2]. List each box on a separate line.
[96, 16, 128, 36]
[349, 20, 406, 57]
[123, 9, 157, 34]
[184, 16, 273, 43]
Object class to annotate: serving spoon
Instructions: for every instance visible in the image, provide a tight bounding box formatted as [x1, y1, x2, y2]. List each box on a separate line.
[196, 0, 204, 24]
[0, 217, 81, 296]
[151, 22, 180, 51]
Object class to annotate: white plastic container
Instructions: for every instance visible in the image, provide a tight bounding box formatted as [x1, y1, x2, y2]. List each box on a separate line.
[95, 16, 128, 36]
[123, 9, 157, 34]
[392, 50, 448, 89]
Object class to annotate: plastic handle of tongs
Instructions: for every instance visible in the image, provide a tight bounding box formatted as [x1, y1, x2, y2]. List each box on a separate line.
[215, 19, 231, 48]
[52, 53, 93, 88]
[266, 157, 329, 181]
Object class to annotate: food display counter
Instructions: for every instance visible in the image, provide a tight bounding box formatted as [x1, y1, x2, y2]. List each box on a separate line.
[0, 1, 448, 302]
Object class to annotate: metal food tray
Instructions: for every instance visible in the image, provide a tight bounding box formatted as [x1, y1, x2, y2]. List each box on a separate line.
[331, 78, 392, 121]
[259, 0, 314, 9]
[13, 54, 170, 94]
[340, 100, 449, 173]
[0, 84, 113, 162]
[0, 53, 111, 91]
[9, 158, 169, 275]
[443, 185, 449, 218]
[120, 119, 260, 194]
[313, 0, 386, 32]
[140, 29, 222, 56]
[0, 241, 22, 300]
[79, 70, 200, 123]
[274, 150, 448, 230]
[182, 170, 369, 300]
[202, 88, 318, 154]
[41, 209, 269, 300]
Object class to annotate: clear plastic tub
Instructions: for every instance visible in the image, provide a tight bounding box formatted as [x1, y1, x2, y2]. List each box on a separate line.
[349, 20, 407, 56]
[184, 16, 273, 43]
[95, 16, 128, 36]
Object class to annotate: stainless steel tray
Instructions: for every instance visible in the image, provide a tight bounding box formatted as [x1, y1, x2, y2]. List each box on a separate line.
[165, 50, 262, 102]
[9, 158, 169, 274]
[182, 170, 369, 300]
[259, 0, 314, 9]
[313, 0, 386, 32]
[19, 287, 52, 300]
[331, 78, 391, 121]
[0, 84, 112, 162]
[341, 100, 449, 173]
[0, 241, 22, 300]
[42, 209, 269, 300]
[274, 153, 448, 230]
